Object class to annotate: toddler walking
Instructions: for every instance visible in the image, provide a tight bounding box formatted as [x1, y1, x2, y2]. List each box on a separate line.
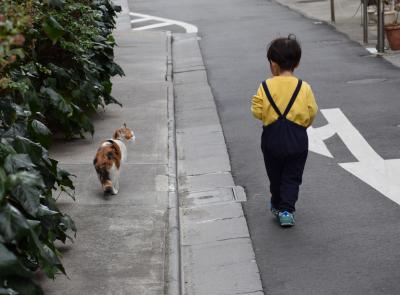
[251, 35, 318, 227]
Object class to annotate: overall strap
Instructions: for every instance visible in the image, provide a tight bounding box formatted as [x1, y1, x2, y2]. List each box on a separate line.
[283, 79, 303, 118]
[261, 81, 283, 118]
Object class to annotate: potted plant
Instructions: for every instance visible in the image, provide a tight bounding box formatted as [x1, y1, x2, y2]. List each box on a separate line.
[373, 0, 396, 25]
[384, 0, 400, 50]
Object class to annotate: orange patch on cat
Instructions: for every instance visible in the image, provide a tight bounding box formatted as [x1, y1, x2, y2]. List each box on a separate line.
[94, 142, 122, 171]
[113, 124, 134, 141]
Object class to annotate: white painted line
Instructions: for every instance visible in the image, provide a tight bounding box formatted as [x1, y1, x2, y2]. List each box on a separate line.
[366, 47, 378, 54]
[321, 108, 381, 163]
[309, 108, 400, 206]
[130, 12, 198, 33]
[308, 124, 335, 158]
[133, 22, 173, 31]
[340, 159, 400, 206]
[130, 17, 152, 23]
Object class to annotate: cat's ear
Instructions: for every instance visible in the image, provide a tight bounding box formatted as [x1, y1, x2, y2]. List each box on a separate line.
[113, 129, 121, 139]
[123, 123, 127, 128]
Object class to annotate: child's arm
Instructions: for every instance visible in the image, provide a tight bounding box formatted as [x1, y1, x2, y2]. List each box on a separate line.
[306, 86, 318, 126]
[251, 84, 264, 121]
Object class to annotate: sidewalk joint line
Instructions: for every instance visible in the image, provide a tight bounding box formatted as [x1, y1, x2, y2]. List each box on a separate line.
[173, 68, 205, 74]
[181, 236, 250, 247]
[236, 290, 264, 295]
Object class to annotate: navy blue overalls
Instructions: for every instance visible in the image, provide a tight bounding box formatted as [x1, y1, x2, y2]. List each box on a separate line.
[261, 79, 308, 213]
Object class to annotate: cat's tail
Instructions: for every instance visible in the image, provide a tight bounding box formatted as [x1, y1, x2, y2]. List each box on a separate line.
[94, 164, 113, 192]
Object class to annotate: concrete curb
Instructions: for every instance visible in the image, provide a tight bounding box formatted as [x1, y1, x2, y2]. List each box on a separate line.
[172, 33, 263, 295]
[166, 31, 183, 295]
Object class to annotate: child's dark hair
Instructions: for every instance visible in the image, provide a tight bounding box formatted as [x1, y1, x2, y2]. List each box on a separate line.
[267, 34, 301, 71]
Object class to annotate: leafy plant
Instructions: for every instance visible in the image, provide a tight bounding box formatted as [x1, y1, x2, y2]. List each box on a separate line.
[2, 0, 124, 139]
[0, 0, 123, 293]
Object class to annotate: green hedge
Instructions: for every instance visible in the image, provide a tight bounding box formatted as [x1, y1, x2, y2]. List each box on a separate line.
[0, 0, 123, 293]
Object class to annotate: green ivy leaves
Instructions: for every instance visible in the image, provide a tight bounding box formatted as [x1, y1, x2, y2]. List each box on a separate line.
[41, 87, 73, 116]
[42, 16, 65, 43]
[4, 154, 35, 173]
[47, 0, 66, 9]
[29, 119, 52, 148]
[0, 247, 43, 295]
[1, 0, 122, 293]
[0, 169, 6, 201]
[0, 244, 32, 278]
[9, 171, 43, 217]
[0, 203, 31, 243]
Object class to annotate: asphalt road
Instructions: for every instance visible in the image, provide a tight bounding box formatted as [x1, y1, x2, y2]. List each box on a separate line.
[128, 0, 400, 294]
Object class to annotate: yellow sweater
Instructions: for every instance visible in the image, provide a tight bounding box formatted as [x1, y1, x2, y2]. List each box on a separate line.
[251, 76, 318, 128]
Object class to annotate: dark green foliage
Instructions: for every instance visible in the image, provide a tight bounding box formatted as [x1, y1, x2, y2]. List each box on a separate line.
[2, 0, 124, 139]
[0, 0, 123, 293]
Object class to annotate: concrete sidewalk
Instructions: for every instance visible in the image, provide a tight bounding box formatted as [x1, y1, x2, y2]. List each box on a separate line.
[274, 0, 400, 67]
[41, 26, 170, 295]
[39, 4, 263, 295]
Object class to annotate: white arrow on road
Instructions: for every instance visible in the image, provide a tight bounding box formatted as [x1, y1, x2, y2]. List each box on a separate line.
[308, 108, 400, 205]
[130, 12, 198, 33]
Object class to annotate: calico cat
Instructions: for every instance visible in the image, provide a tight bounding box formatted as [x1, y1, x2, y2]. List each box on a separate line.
[93, 124, 135, 195]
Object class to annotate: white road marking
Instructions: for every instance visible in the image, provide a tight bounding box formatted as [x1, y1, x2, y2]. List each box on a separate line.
[321, 109, 381, 162]
[130, 12, 198, 33]
[133, 22, 173, 31]
[366, 47, 378, 54]
[309, 108, 400, 205]
[308, 123, 335, 158]
[130, 17, 152, 23]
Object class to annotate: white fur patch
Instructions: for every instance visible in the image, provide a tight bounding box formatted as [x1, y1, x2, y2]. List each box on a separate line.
[128, 130, 136, 143]
[101, 141, 112, 148]
[109, 163, 119, 194]
[113, 139, 127, 163]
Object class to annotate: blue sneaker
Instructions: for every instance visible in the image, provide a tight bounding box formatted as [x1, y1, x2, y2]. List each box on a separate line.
[278, 211, 295, 227]
[270, 202, 279, 217]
